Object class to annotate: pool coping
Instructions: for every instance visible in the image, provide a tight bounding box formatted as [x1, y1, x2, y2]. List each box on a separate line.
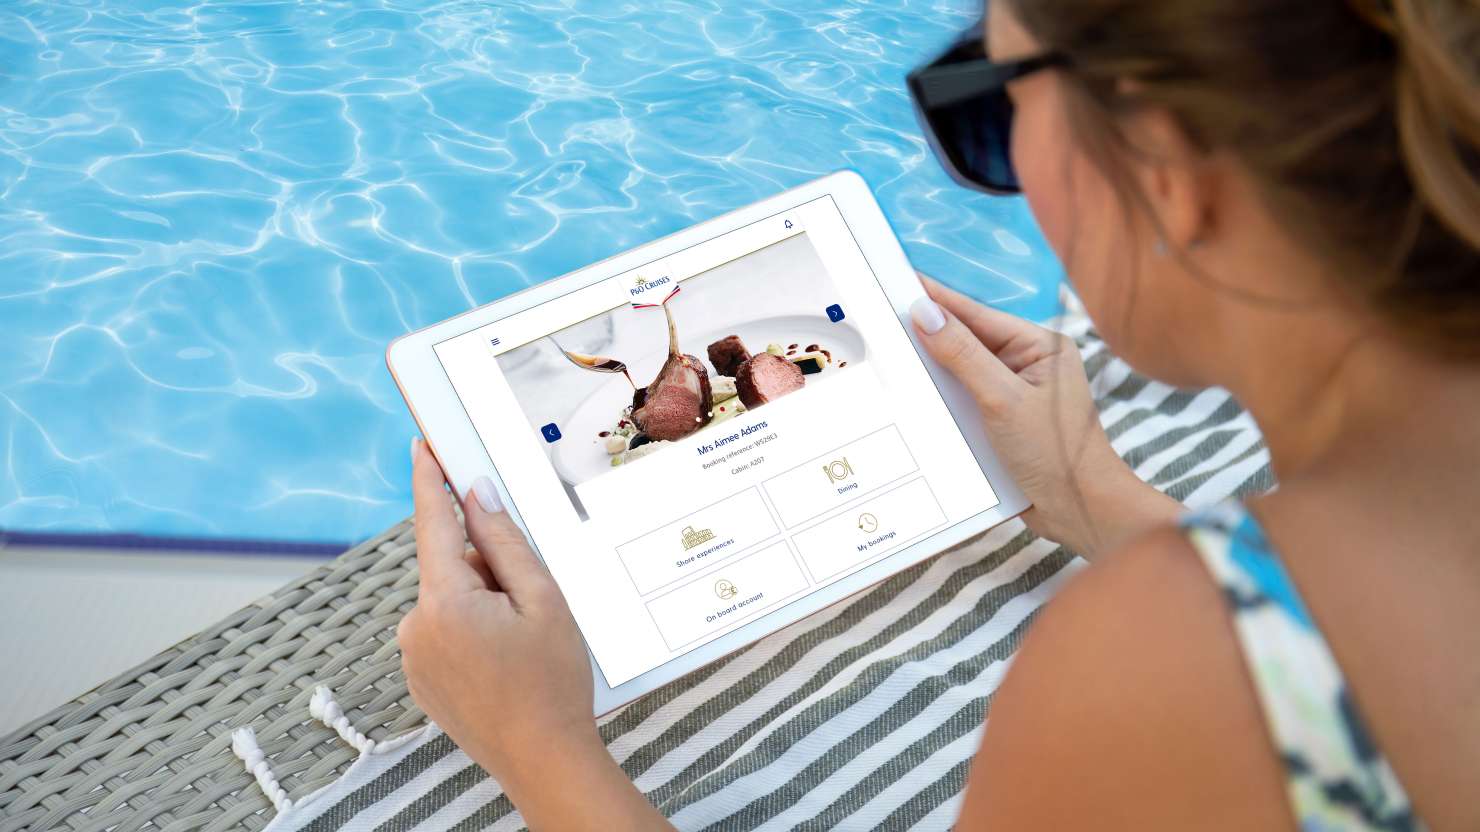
[0, 529, 349, 557]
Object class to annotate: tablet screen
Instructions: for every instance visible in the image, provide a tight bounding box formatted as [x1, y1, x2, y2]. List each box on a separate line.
[434, 194, 1000, 686]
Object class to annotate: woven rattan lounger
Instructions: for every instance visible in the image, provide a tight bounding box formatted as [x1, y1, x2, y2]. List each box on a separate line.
[0, 324, 1273, 831]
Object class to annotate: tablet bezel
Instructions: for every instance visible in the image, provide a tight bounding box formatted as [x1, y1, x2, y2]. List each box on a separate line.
[387, 169, 1030, 715]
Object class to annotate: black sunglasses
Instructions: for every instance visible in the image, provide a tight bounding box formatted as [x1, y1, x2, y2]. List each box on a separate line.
[907, 19, 1066, 194]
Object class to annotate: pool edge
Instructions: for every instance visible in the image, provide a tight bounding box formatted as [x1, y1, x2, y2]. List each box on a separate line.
[0, 529, 350, 557]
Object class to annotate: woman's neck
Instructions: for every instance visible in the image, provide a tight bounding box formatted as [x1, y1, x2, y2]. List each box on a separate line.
[1224, 314, 1480, 490]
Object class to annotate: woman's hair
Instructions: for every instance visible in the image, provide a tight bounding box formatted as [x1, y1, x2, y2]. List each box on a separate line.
[1008, 0, 1480, 359]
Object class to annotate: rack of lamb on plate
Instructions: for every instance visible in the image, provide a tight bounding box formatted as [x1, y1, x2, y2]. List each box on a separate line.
[632, 304, 713, 441]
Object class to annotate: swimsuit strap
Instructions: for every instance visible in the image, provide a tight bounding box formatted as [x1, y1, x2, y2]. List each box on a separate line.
[1180, 501, 1423, 831]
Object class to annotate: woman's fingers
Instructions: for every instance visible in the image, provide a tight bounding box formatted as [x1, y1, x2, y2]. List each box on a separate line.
[464, 547, 497, 589]
[911, 296, 1024, 418]
[919, 274, 1060, 369]
[462, 477, 553, 605]
[411, 437, 486, 593]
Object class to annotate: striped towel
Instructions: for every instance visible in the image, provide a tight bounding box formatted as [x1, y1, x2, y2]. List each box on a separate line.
[248, 311, 1273, 831]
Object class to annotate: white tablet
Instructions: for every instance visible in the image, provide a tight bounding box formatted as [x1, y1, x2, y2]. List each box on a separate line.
[388, 170, 1028, 714]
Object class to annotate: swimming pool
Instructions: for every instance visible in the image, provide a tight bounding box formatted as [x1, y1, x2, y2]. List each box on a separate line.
[0, 0, 1063, 549]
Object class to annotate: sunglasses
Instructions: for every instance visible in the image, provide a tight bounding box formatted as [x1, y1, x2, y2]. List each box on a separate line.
[907, 18, 1066, 194]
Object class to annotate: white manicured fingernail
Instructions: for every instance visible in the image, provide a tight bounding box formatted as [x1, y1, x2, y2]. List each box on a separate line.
[911, 297, 946, 334]
[410, 436, 421, 462]
[471, 476, 502, 513]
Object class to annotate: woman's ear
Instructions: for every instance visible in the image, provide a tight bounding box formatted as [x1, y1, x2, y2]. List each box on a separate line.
[1117, 103, 1218, 252]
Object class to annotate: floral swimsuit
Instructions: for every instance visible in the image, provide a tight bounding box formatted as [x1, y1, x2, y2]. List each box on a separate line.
[1182, 501, 1423, 831]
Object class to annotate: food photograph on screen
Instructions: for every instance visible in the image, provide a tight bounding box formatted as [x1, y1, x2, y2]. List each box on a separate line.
[497, 232, 867, 497]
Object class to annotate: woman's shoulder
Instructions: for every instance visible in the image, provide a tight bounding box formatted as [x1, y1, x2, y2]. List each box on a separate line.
[955, 521, 1296, 830]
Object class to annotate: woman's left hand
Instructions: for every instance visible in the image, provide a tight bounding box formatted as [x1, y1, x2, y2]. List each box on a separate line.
[401, 437, 672, 830]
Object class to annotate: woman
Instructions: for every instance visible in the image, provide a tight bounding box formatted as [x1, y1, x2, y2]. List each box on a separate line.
[400, 0, 1480, 827]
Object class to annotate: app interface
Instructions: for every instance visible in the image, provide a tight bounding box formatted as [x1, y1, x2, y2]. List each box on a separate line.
[434, 195, 999, 685]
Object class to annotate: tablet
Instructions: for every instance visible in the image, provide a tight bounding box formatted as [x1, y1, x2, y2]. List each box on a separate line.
[387, 170, 1028, 714]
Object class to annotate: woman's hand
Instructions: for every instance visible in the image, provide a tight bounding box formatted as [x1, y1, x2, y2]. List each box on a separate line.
[400, 438, 672, 831]
[910, 276, 1181, 559]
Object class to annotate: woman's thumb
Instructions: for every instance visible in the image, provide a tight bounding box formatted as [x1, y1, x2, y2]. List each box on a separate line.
[910, 296, 1020, 417]
[462, 478, 552, 602]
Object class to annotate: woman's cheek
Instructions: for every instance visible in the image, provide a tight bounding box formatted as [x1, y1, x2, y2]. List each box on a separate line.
[1013, 108, 1071, 256]
[1013, 100, 1104, 302]
[1008, 87, 1208, 387]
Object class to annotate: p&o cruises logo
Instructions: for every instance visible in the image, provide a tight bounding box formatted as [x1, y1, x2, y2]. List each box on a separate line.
[629, 273, 671, 298]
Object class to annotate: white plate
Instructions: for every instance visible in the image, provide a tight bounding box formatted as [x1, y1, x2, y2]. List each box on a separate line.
[550, 314, 867, 486]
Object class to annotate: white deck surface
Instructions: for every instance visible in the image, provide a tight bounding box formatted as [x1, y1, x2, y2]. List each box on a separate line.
[0, 546, 323, 736]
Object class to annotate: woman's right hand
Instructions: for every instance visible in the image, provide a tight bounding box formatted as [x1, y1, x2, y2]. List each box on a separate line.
[910, 275, 1181, 559]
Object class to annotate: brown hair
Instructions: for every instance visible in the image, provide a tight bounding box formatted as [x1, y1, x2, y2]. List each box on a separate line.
[1008, 0, 1480, 358]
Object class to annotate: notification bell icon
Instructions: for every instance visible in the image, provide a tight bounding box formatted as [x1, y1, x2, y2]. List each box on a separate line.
[783, 219, 793, 229]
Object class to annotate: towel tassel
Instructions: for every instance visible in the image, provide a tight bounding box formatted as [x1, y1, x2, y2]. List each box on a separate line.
[310, 686, 384, 754]
[232, 727, 293, 813]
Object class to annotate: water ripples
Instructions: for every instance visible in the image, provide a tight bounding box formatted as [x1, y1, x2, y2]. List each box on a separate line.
[0, 0, 1062, 545]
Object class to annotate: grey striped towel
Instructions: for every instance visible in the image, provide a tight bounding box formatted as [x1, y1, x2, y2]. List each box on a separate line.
[243, 311, 1272, 831]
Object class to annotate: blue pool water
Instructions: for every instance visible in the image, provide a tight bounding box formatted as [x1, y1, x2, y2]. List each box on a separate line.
[0, 0, 1063, 548]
